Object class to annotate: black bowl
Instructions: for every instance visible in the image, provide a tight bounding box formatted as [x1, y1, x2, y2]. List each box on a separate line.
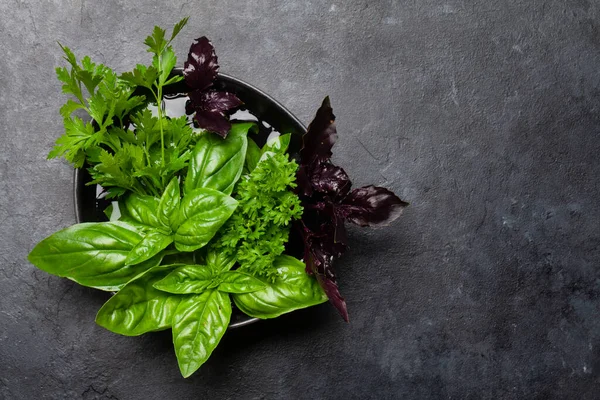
[74, 71, 307, 329]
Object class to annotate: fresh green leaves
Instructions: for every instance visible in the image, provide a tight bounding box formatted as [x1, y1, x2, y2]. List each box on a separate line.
[153, 265, 214, 294]
[125, 231, 173, 266]
[121, 193, 162, 228]
[218, 271, 266, 294]
[171, 17, 190, 42]
[96, 267, 183, 336]
[154, 264, 265, 295]
[174, 188, 238, 252]
[51, 48, 146, 169]
[123, 177, 238, 258]
[185, 122, 255, 195]
[157, 177, 181, 230]
[54, 18, 194, 197]
[151, 251, 264, 377]
[172, 290, 231, 378]
[211, 151, 303, 280]
[27, 222, 161, 291]
[233, 255, 328, 319]
[32, 19, 344, 380]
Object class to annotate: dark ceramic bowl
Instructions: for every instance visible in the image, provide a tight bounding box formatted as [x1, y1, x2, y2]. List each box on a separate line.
[74, 71, 307, 329]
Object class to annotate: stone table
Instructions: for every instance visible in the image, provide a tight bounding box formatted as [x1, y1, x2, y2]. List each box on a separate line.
[1, 1, 599, 399]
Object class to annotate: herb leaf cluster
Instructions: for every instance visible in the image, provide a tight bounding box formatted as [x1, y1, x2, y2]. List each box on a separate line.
[28, 18, 406, 378]
[296, 97, 408, 321]
[211, 136, 303, 281]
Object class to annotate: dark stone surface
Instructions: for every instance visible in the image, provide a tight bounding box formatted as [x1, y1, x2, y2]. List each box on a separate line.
[1, 1, 599, 398]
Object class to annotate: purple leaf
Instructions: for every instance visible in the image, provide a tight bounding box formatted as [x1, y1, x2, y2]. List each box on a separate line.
[193, 110, 233, 138]
[190, 90, 242, 113]
[310, 161, 351, 197]
[296, 165, 313, 196]
[183, 37, 219, 91]
[187, 90, 242, 137]
[295, 97, 407, 322]
[303, 232, 348, 322]
[338, 185, 408, 227]
[300, 97, 337, 165]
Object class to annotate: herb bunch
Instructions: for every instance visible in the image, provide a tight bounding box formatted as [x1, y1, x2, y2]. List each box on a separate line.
[27, 18, 407, 379]
[29, 19, 328, 378]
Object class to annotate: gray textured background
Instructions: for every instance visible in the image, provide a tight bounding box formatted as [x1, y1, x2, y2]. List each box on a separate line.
[1, 1, 599, 399]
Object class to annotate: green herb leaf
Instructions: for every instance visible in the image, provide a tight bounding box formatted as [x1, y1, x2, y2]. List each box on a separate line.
[264, 133, 291, 154]
[174, 188, 237, 252]
[48, 116, 98, 167]
[170, 17, 189, 42]
[27, 222, 163, 291]
[144, 25, 168, 55]
[59, 99, 85, 119]
[205, 250, 236, 273]
[121, 194, 162, 229]
[245, 137, 261, 173]
[184, 122, 255, 195]
[125, 230, 173, 266]
[95, 266, 183, 336]
[119, 64, 159, 90]
[159, 47, 177, 85]
[218, 271, 266, 294]
[232, 255, 327, 318]
[157, 177, 180, 230]
[153, 264, 213, 294]
[172, 290, 231, 378]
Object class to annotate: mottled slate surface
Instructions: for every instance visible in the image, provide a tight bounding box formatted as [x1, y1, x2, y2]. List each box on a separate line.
[1, 1, 599, 399]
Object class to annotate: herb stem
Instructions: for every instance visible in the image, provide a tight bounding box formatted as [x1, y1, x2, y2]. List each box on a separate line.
[156, 52, 166, 173]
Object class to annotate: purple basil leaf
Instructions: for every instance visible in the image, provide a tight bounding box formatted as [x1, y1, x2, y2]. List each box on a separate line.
[296, 165, 313, 196]
[188, 90, 242, 137]
[300, 220, 348, 321]
[310, 161, 351, 197]
[332, 216, 348, 253]
[306, 248, 348, 322]
[319, 273, 348, 322]
[338, 185, 408, 227]
[193, 110, 232, 138]
[300, 96, 337, 165]
[183, 36, 219, 91]
[190, 90, 242, 113]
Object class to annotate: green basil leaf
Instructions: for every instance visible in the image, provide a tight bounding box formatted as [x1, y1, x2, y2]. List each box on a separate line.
[218, 271, 266, 294]
[162, 251, 196, 266]
[125, 230, 173, 266]
[264, 133, 291, 154]
[184, 122, 255, 195]
[121, 194, 162, 229]
[245, 137, 261, 173]
[232, 255, 327, 319]
[95, 266, 183, 336]
[172, 290, 231, 378]
[157, 177, 180, 230]
[205, 250, 236, 273]
[28, 222, 161, 291]
[174, 188, 237, 252]
[153, 264, 214, 294]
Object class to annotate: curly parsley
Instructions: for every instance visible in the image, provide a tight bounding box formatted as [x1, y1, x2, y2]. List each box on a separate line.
[211, 150, 303, 280]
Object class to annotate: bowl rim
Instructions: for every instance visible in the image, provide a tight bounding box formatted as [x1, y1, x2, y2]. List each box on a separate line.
[73, 71, 307, 330]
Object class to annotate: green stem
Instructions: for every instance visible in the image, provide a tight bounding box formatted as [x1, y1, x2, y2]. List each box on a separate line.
[156, 52, 166, 171]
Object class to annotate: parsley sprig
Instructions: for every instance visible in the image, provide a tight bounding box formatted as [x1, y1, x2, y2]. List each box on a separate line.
[50, 18, 195, 198]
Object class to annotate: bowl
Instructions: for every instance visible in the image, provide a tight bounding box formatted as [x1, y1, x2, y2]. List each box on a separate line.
[73, 71, 307, 329]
